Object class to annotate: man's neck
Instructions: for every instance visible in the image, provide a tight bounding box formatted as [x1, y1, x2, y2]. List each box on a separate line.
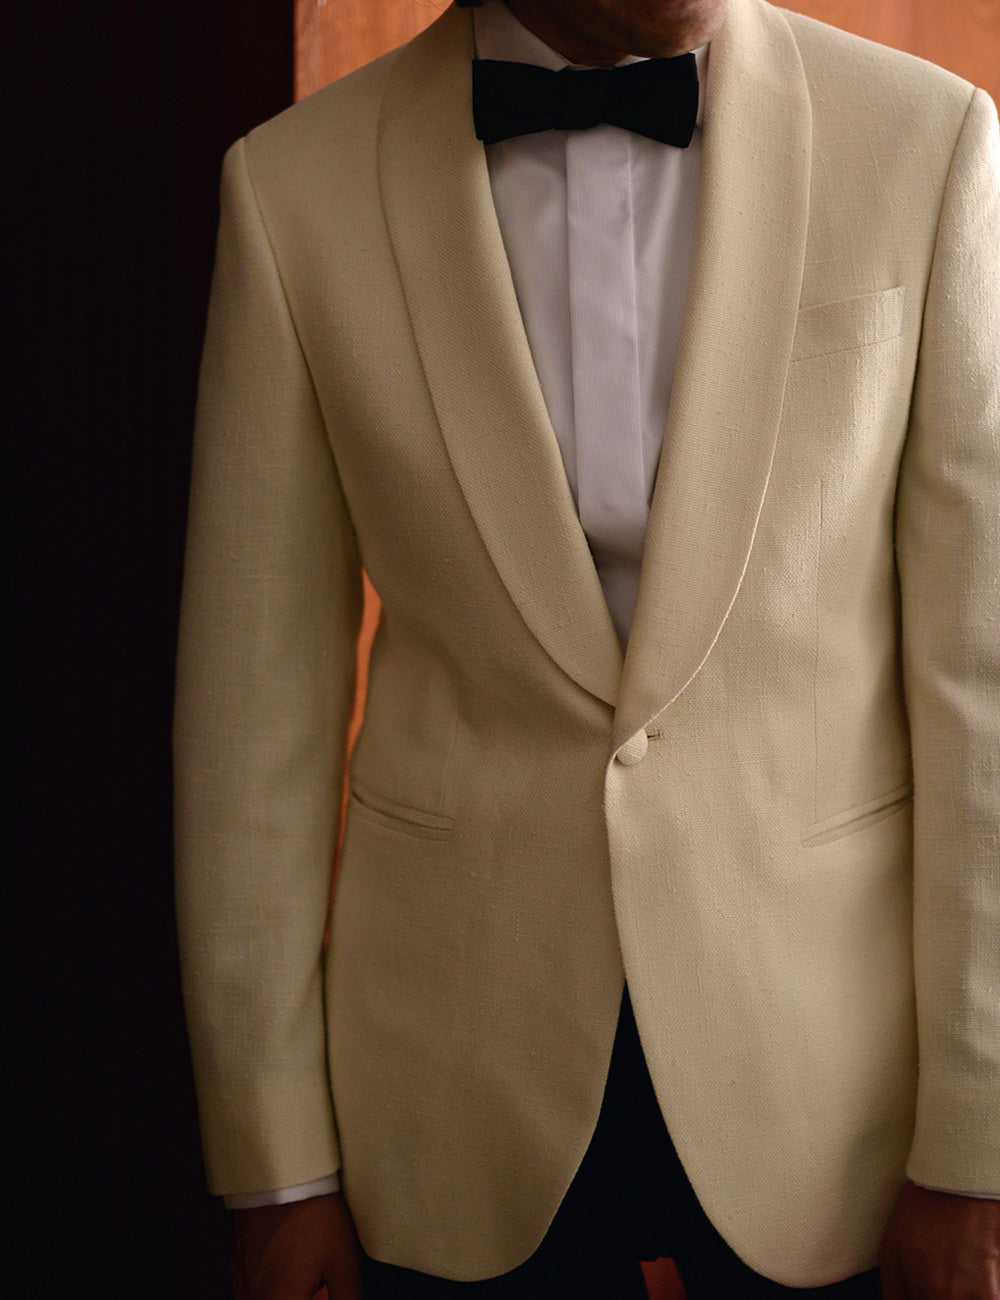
[504, 0, 632, 67]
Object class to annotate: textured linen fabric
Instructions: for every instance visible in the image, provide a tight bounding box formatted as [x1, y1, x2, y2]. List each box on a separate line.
[176, 0, 1000, 1284]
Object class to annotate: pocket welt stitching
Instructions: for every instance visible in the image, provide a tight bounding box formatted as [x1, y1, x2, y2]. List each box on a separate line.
[801, 780, 913, 847]
[349, 784, 454, 841]
[790, 286, 906, 362]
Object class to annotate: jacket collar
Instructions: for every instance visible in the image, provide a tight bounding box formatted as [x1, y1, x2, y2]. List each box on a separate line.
[377, 0, 812, 733]
[613, 0, 812, 749]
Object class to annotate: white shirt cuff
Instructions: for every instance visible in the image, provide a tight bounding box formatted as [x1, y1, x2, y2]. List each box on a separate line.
[224, 1173, 340, 1209]
[913, 1182, 999, 1201]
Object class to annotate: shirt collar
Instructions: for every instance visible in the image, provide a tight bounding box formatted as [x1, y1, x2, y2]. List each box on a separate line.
[473, 0, 708, 128]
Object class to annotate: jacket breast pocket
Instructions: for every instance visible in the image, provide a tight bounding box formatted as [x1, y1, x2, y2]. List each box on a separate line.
[790, 286, 906, 363]
[348, 780, 454, 842]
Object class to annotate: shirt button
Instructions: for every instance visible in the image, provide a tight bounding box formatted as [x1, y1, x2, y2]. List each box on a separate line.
[616, 731, 648, 767]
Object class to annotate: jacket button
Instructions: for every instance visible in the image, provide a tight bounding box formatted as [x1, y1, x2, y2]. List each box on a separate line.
[616, 731, 648, 767]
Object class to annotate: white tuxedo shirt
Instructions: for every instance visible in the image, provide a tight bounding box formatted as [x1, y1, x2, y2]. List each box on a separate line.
[477, 2, 707, 645]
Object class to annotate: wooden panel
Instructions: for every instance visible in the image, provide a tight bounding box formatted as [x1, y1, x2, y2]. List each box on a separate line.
[781, 0, 999, 97]
[297, 0, 999, 100]
[297, 0, 449, 98]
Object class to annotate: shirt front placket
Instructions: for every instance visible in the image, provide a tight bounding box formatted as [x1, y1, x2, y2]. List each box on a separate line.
[566, 124, 648, 624]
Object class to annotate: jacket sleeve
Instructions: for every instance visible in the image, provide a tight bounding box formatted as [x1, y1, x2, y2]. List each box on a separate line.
[174, 136, 363, 1196]
[896, 87, 1000, 1197]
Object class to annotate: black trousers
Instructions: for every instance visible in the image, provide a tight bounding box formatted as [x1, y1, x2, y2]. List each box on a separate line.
[362, 993, 882, 1300]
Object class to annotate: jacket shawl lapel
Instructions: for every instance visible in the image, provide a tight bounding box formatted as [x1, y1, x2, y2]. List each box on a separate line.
[614, 0, 812, 752]
[378, 5, 623, 709]
[378, 0, 812, 735]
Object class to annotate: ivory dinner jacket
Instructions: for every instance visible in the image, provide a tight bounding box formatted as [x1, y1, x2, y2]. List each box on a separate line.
[174, 0, 1000, 1286]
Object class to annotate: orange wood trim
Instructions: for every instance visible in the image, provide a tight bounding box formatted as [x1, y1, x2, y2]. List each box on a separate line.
[296, 0, 450, 98]
[296, 0, 999, 100]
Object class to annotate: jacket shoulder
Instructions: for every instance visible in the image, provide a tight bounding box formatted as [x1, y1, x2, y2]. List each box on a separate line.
[233, 5, 469, 210]
[240, 40, 402, 183]
[779, 5, 977, 122]
[775, 3, 984, 171]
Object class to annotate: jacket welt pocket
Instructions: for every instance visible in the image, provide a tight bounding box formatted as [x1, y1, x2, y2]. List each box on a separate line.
[801, 781, 913, 847]
[348, 782, 454, 841]
[790, 286, 906, 362]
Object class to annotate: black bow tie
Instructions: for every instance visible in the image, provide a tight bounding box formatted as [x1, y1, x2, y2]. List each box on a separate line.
[472, 53, 699, 148]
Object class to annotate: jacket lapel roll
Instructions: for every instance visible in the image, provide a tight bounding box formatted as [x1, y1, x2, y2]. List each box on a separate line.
[378, 7, 623, 709]
[614, 0, 812, 753]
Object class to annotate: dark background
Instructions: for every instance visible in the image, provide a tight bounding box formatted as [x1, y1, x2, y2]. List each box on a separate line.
[14, 0, 293, 1292]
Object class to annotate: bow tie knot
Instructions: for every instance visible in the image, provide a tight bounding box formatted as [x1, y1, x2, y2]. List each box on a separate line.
[557, 67, 614, 132]
[473, 54, 699, 148]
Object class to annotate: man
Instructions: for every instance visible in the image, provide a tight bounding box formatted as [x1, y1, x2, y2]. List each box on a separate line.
[174, 0, 1000, 1296]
